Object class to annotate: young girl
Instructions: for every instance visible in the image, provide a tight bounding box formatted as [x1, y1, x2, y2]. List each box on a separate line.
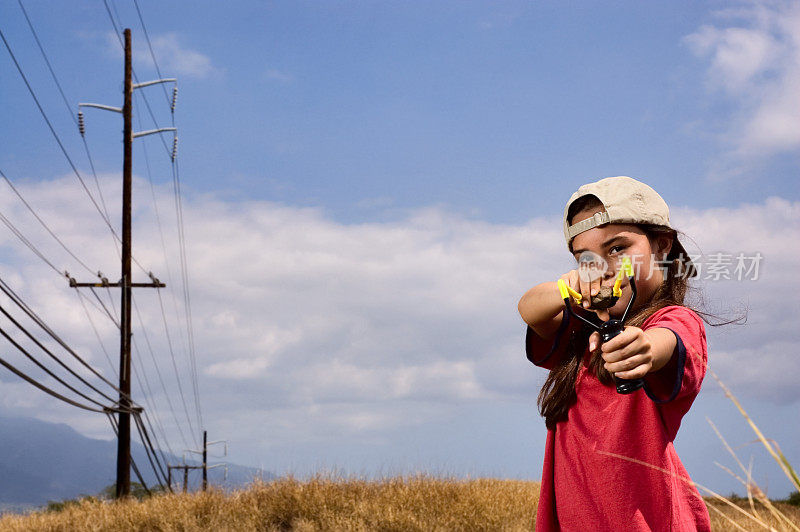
[518, 176, 711, 531]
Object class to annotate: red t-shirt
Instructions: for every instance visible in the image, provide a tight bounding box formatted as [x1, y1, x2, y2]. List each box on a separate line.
[526, 305, 711, 531]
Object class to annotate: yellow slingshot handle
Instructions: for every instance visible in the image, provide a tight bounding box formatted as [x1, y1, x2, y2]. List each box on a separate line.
[557, 278, 582, 303]
[612, 256, 634, 297]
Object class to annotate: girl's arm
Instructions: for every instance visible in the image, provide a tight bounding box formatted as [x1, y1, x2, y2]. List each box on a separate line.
[519, 267, 605, 338]
[518, 281, 568, 339]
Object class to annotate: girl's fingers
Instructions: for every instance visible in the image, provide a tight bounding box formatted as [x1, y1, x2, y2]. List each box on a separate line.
[600, 326, 640, 355]
[604, 354, 648, 375]
[580, 276, 591, 308]
[567, 270, 585, 308]
[577, 268, 592, 308]
[602, 336, 645, 363]
[612, 363, 651, 381]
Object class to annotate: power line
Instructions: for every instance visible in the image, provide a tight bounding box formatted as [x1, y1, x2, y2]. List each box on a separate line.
[103, 0, 124, 48]
[106, 412, 155, 494]
[172, 159, 203, 433]
[131, 341, 176, 460]
[0, 352, 111, 413]
[90, 286, 121, 329]
[132, 411, 168, 488]
[132, 0, 171, 107]
[103, 4, 172, 159]
[0, 320, 113, 410]
[154, 287, 197, 442]
[1, 169, 95, 276]
[77, 285, 180, 473]
[0, 277, 133, 401]
[0, 210, 62, 276]
[4, 9, 200, 494]
[17, 0, 129, 274]
[142, 409, 173, 463]
[0, 26, 120, 239]
[101, 6, 203, 435]
[15, 0, 155, 279]
[99, 34, 198, 444]
[73, 288, 118, 377]
[0, 300, 120, 407]
[132, 294, 191, 451]
[16, 0, 76, 124]
[5, 9, 153, 281]
[134, 96, 195, 450]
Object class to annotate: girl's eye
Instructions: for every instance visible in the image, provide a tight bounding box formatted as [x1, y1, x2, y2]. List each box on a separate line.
[609, 245, 625, 254]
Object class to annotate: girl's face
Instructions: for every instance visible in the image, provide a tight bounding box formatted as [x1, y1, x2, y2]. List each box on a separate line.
[570, 206, 673, 318]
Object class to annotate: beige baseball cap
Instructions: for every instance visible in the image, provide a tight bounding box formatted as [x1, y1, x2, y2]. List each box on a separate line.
[563, 176, 697, 278]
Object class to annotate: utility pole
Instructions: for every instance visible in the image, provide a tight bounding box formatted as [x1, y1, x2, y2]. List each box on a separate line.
[117, 26, 134, 500]
[167, 464, 203, 493]
[177, 432, 226, 492]
[202, 430, 208, 491]
[69, 28, 177, 499]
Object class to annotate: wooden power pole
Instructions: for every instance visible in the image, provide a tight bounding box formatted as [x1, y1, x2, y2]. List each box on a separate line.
[169, 430, 226, 493]
[116, 26, 134, 500]
[70, 28, 176, 499]
[202, 430, 208, 491]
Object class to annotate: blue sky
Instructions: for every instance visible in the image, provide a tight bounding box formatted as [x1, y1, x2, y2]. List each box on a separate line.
[1, 0, 798, 499]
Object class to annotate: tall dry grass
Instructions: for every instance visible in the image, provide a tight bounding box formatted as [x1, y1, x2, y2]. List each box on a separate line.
[0, 474, 797, 531]
[0, 475, 541, 532]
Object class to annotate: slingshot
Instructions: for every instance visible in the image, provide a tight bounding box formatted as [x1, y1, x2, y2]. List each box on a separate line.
[556, 256, 644, 394]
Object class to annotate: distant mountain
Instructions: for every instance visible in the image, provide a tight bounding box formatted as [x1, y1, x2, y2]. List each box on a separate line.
[0, 416, 272, 510]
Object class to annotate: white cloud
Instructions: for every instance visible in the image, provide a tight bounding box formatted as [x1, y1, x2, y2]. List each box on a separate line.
[148, 33, 217, 78]
[0, 176, 798, 455]
[684, 1, 800, 167]
[105, 31, 218, 78]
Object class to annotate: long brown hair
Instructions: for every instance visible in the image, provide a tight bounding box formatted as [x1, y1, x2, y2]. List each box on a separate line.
[537, 195, 743, 430]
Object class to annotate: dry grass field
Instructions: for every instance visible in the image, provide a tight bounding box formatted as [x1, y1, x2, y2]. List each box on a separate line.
[0, 475, 797, 531]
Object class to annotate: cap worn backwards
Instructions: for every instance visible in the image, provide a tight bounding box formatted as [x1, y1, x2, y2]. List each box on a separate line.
[562, 176, 697, 278]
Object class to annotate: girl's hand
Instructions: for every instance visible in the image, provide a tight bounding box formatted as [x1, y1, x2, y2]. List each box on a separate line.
[558, 268, 604, 312]
[589, 326, 654, 380]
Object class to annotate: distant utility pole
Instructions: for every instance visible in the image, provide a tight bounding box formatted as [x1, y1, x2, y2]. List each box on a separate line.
[174, 430, 227, 493]
[68, 28, 176, 499]
[167, 464, 201, 493]
[202, 430, 208, 491]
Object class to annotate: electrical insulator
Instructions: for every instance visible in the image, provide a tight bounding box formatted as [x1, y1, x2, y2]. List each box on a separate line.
[172, 136, 178, 161]
[78, 111, 85, 136]
[171, 86, 178, 113]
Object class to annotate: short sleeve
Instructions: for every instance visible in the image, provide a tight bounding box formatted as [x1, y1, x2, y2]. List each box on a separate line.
[641, 305, 708, 434]
[525, 306, 594, 370]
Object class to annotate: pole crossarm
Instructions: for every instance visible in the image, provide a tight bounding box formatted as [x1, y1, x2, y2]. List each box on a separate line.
[67, 271, 165, 288]
[69, 281, 166, 288]
[133, 78, 176, 89]
[132, 127, 176, 139]
[169, 464, 203, 470]
[103, 405, 143, 415]
[78, 102, 123, 113]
